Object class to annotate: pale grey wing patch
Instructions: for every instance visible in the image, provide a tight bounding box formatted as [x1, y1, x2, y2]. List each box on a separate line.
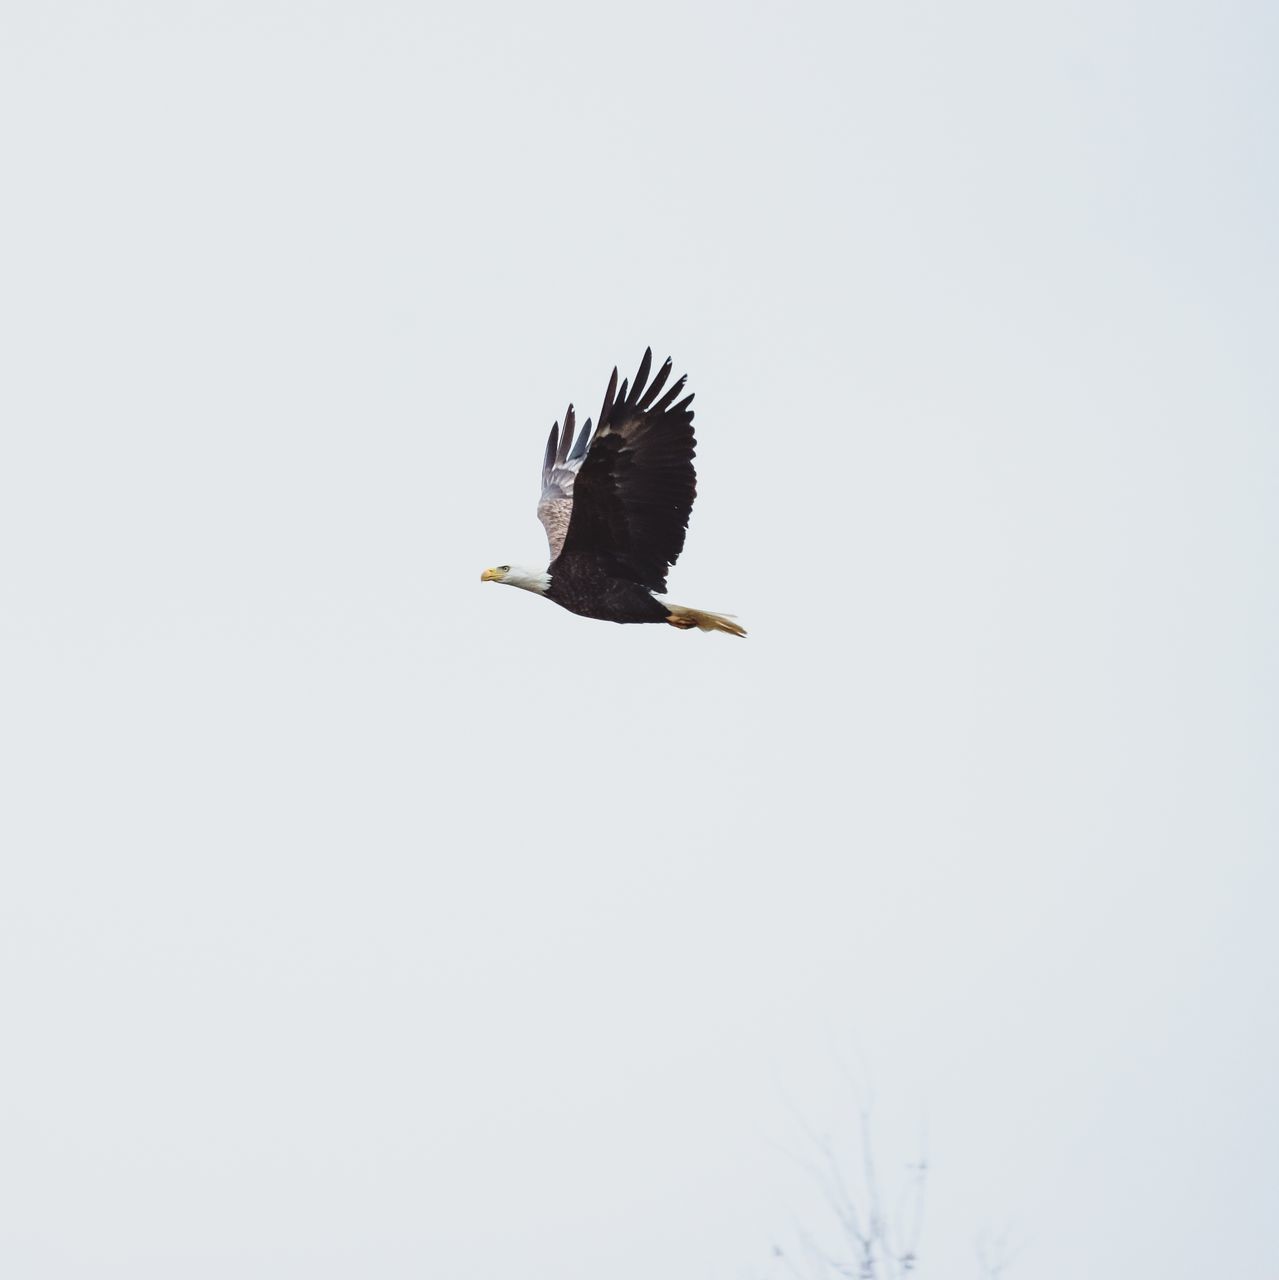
[537, 496, 574, 561]
[537, 405, 594, 562]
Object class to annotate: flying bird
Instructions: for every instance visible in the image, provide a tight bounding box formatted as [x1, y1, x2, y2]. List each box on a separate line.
[481, 349, 745, 636]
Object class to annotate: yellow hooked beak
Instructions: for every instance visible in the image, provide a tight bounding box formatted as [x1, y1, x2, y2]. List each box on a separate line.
[480, 567, 502, 583]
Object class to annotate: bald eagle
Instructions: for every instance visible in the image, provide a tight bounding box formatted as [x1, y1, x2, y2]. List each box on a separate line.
[481, 349, 745, 637]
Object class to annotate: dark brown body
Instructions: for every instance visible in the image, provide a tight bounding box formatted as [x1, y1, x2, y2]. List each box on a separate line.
[546, 554, 669, 624]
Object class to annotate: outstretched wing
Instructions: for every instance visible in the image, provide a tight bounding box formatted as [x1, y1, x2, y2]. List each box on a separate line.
[557, 348, 697, 594]
[536, 404, 593, 561]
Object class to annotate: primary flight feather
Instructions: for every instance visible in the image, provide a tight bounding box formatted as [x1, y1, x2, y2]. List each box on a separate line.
[481, 349, 745, 636]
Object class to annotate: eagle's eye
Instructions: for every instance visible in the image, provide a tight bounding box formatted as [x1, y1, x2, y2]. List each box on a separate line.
[498, 565, 511, 573]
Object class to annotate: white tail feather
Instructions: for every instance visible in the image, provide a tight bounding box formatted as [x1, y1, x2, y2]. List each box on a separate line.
[665, 603, 747, 637]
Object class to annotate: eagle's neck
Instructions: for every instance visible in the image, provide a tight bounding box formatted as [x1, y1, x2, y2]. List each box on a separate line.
[506, 566, 551, 595]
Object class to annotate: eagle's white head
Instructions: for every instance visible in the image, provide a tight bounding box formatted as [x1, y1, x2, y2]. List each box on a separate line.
[480, 564, 551, 594]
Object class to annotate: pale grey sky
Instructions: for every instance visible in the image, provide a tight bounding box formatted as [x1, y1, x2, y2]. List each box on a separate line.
[1, 2, 1275, 1278]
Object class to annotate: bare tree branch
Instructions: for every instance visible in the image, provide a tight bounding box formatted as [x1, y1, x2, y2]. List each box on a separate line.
[771, 1098, 985, 1280]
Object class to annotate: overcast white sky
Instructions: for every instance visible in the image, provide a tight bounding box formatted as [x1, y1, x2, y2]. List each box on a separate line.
[1, 2, 1275, 1277]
